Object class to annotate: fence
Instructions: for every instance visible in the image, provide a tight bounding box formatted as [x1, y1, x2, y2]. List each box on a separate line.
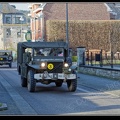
[84, 49, 120, 68]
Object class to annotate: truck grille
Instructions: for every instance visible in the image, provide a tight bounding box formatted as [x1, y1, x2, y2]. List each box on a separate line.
[47, 62, 63, 73]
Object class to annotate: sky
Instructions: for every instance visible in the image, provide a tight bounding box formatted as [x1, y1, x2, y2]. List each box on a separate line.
[9, 3, 30, 11]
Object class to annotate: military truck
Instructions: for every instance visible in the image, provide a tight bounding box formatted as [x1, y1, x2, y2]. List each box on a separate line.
[17, 41, 77, 92]
[0, 50, 13, 68]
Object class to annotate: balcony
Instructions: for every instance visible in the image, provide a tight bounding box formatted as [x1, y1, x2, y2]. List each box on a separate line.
[28, 4, 32, 9]
[33, 3, 46, 13]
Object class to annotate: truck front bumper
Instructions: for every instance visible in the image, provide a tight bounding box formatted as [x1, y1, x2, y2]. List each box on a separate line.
[0, 61, 11, 65]
[34, 72, 76, 80]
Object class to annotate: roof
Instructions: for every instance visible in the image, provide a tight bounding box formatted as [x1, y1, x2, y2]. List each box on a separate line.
[0, 3, 20, 13]
[43, 3, 110, 20]
[18, 41, 68, 49]
[106, 3, 120, 19]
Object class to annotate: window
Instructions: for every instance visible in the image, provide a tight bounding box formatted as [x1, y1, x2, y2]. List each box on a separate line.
[6, 17, 11, 24]
[6, 28, 11, 38]
[16, 17, 21, 24]
[4, 14, 12, 24]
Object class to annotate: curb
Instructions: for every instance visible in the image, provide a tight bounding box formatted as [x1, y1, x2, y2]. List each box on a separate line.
[0, 103, 8, 111]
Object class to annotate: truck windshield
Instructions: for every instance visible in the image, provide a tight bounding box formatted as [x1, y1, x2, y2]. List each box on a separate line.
[0, 52, 11, 56]
[34, 48, 64, 57]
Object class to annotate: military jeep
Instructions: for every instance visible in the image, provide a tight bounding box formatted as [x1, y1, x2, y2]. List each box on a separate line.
[17, 41, 77, 92]
[0, 50, 13, 68]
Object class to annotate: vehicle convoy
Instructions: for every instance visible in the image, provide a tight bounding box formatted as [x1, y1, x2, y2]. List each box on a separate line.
[17, 41, 77, 92]
[0, 50, 13, 68]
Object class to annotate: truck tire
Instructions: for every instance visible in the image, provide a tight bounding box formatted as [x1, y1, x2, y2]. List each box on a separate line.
[67, 70, 77, 92]
[55, 81, 63, 87]
[27, 70, 36, 92]
[21, 76, 27, 87]
[67, 79, 77, 92]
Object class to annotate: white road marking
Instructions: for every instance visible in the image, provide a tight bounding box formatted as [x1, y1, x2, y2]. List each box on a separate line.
[77, 87, 90, 93]
[77, 85, 120, 97]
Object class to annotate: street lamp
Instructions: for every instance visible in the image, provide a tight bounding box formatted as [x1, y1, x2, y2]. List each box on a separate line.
[25, 30, 32, 42]
[19, 16, 24, 41]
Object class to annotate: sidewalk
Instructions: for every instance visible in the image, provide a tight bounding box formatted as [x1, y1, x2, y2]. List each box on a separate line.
[0, 80, 21, 115]
[0, 62, 21, 114]
[0, 103, 7, 111]
[0, 81, 8, 111]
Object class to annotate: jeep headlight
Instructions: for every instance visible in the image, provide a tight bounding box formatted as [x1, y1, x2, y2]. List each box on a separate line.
[64, 63, 69, 68]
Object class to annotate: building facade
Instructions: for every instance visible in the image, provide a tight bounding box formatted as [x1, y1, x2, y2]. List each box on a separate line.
[28, 2, 110, 41]
[0, 3, 29, 50]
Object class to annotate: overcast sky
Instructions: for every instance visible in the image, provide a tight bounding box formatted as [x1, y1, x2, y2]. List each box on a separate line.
[9, 3, 29, 11]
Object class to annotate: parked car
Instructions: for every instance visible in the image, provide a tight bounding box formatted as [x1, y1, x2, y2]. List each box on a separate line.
[0, 50, 13, 68]
[17, 41, 77, 92]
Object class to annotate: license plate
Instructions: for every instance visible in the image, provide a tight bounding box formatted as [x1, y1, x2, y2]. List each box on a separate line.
[0, 58, 3, 60]
[53, 73, 58, 79]
[58, 75, 63, 77]
[67, 74, 73, 78]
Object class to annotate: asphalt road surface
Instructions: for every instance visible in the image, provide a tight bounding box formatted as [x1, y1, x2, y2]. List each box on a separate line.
[0, 62, 120, 115]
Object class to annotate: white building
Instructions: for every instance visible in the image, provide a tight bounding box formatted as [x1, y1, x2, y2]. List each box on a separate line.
[0, 3, 29, 50]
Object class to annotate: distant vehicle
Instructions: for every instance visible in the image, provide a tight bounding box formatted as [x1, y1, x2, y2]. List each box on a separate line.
[0, 50, 13, 68]
[17, 41, 77, 92]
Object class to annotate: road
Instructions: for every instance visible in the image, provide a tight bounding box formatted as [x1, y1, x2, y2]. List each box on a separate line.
[0, 62, 120, 115]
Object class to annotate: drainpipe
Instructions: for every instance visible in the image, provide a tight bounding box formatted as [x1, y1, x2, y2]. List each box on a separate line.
[34, 17, 36, 41]
[40, 11, 44, 41]
[31, 18, 33, 41]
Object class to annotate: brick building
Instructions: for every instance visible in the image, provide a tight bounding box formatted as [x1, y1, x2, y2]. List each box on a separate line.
[28, 3, 110, 41]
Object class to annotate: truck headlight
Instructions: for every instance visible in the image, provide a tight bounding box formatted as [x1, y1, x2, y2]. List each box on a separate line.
[64, 63, 69, 67]
[41, 62, 46, 67]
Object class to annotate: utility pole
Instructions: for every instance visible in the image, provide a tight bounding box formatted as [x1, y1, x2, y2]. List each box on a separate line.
[66, 3, 69, 56]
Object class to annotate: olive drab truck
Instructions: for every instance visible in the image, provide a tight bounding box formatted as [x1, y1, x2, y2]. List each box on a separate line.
[17, 41, 77, 92]
[0, 50, 13, 68]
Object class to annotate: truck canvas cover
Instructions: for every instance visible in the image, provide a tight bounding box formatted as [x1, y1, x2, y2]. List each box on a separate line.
[17, 41, 68, 49]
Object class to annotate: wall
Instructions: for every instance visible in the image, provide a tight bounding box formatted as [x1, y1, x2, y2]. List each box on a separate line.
[78, 65, 120, 80]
